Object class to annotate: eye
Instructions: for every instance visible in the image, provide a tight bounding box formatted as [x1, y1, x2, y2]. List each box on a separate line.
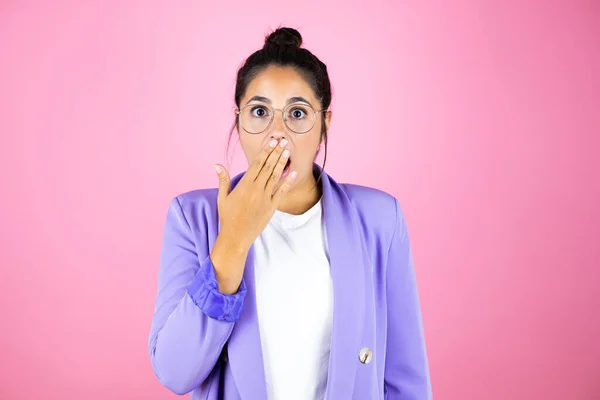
[288, 106, 308, 120]
[250, 106, 270, 118]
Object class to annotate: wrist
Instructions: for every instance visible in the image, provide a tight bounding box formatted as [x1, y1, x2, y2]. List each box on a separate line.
[215, 228, 251, 255]
[210, 232, 249, 295]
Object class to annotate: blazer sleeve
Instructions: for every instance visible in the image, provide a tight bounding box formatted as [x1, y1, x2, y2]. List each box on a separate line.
[384, 198, 433, 399]
[148, 197, 247, 395]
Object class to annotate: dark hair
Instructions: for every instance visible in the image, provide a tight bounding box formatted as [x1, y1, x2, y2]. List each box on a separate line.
[228, 26, 332, 184]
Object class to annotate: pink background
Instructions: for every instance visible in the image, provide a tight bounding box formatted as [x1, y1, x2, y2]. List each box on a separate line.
[1, 1, 599, 399]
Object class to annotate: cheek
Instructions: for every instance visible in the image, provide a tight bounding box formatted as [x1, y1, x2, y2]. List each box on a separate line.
[239, 136, 263, 161]
[296, 134, 322, 160]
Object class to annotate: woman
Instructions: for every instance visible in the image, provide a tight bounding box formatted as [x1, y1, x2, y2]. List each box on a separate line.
[148, 27, 432, 400]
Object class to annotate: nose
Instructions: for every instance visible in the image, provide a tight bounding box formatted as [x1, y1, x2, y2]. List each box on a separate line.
[267, 110, 288, 140]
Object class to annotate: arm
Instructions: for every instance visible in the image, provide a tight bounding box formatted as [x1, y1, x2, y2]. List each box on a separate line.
[384, 199, 432, 399]
[148, 197, 247, 395]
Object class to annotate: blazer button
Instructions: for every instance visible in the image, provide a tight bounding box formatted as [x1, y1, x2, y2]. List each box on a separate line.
[359, 347, 372, 364]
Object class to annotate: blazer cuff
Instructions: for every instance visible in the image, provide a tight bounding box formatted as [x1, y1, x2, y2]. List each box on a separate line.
[187, 255, 247, 322]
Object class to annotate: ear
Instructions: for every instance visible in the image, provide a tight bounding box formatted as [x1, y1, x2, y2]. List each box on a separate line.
[324, 110, 332, 131]
[319, 111, 332, 144]
[233, 109, 240, 133]
[319, 111, 332, 147]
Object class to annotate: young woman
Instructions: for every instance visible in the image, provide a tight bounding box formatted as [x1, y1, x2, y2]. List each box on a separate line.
[148, 27, 432, 400]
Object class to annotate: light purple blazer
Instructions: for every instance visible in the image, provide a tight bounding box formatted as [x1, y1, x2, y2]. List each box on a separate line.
[148, 164, 432, 399]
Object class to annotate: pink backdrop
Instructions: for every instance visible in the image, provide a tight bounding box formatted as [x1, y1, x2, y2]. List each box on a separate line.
[1, 1, 599, 399]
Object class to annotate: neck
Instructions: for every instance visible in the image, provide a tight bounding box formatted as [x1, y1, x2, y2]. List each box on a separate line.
[276, 170, 322, 215]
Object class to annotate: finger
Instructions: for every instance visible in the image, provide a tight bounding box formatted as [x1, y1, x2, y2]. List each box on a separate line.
[255, 139, 288, 186]
[272, 169, 297, 204]
[246, 138, 279, 181]
[265, 147, 290, 194]
[214, 164, 231, 204]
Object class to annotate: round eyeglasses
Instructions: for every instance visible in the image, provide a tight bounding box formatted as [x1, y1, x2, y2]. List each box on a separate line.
[235, 103, 325, 134]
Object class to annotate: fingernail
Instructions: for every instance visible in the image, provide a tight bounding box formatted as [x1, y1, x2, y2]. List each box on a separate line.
[282, 150, 290, 158]
[290, 171, 297, 179]
[280, 139, 288, 148]
[269, 139, 278, 147]
[214, 165, 222, 174]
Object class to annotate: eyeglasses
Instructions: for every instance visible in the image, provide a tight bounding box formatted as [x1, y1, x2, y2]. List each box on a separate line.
[234, 103, 326, 134]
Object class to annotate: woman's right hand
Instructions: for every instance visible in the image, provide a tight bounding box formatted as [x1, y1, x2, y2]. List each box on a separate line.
[209, 138, 296, 294]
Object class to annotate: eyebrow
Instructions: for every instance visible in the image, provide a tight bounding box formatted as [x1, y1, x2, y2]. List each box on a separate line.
[246, 95, 313, 107]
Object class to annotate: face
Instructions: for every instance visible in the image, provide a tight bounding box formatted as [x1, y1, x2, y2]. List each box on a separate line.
[235, 65, 331, 192]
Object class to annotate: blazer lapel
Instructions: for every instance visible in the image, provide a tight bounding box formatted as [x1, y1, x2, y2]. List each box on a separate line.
[319, 165, 369, 400]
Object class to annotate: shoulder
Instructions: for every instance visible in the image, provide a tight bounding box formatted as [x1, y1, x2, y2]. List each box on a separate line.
[165, 188, 219, 227]
[341, 183, 397, 210]
[338, 183, 406, 242]
[174, 188, 218, 210]
[169, 171, 246, 217]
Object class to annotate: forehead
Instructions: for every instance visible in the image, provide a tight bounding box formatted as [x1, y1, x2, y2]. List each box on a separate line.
[242, 65, 318, 105]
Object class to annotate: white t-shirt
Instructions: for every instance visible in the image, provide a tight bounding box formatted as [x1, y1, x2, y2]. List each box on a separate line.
[253, 198, 334, 400]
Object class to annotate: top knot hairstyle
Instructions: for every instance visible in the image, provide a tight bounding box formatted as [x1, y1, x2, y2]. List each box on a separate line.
[265, 26, 302, 50]
[230, 27, 332, 178]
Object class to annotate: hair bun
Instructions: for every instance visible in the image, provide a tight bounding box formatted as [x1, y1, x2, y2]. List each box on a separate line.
[264, 27, 303, 49]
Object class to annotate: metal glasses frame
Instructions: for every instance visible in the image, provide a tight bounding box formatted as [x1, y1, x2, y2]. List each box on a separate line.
[234, 103, 326, 134]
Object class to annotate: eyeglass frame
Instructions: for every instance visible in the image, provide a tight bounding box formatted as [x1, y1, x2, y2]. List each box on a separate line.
[234, 103, 327, 135]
